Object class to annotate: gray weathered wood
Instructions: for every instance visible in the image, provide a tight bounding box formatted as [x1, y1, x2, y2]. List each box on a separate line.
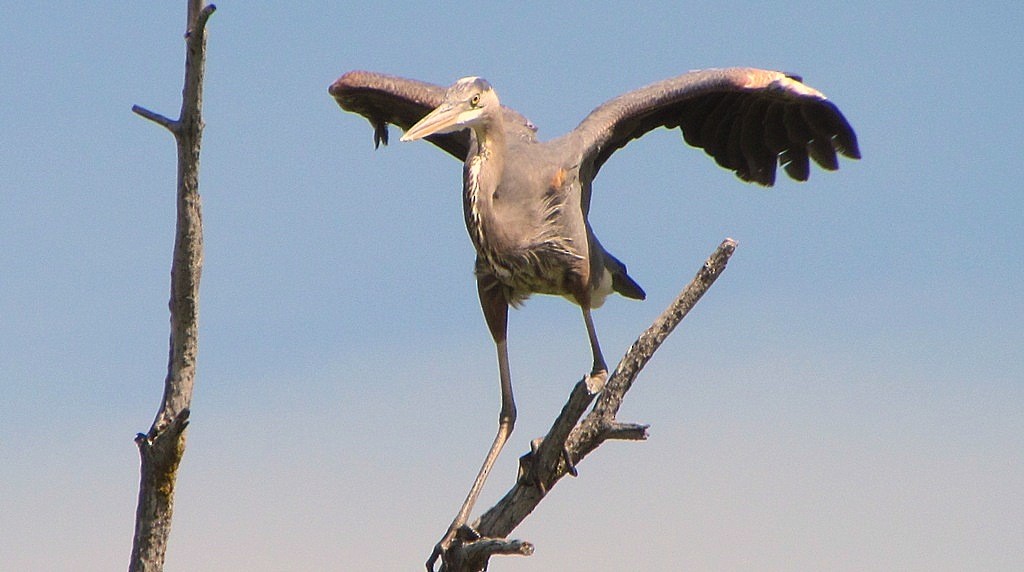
[128, 3, 215, 571]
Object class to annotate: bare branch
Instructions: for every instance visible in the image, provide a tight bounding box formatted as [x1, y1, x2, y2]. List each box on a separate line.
[131, 105, 178, 133]
[128, 3, 215, 571]
[441, 238, 738, 571]
[463, 538, 534, 560]
[590, 238, 739, 419]
[599, 421, 650, 441]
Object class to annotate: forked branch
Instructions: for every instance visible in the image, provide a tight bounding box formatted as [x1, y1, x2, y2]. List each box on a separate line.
[440, 238, 738, 571]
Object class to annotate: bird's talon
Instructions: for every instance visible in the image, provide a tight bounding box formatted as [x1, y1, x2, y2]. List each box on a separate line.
[517, 451, 532, 484]
[427, 522, 480, 572]
[517, 448, 550, 493]
[456, 523, 481, 542]
[562, 446, 579, 477]
[426, 543, 443, 572]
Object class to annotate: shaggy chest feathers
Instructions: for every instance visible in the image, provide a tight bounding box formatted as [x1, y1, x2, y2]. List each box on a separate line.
[463, 153, 584, 307]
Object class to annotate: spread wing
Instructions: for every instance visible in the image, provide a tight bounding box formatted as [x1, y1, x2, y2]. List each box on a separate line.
[571, 67, 860, 186]
[330, 71, 538, 161]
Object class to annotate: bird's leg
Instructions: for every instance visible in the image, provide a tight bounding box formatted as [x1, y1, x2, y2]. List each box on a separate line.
[539, 305, 606, 479]
[427, 277, 515, 571]
[582, 306, 607, 376]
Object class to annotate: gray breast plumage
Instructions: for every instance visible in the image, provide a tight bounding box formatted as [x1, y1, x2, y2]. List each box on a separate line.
[464, 154, 584, 307]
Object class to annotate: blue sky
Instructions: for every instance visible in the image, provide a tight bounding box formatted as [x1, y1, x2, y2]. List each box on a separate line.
[2, 2, 1021, 570]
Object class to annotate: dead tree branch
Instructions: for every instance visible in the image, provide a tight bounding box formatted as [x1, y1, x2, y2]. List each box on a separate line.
[128, 3, 215, 571]
[441, 238, 738, 571]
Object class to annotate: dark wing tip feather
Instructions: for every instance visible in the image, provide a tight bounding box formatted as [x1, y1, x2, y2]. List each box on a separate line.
[781, 148, 811, 181]
[372, 118, 388, 148]
[822, 101, 861, 160]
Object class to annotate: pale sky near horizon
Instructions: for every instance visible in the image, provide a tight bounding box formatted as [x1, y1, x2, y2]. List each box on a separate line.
[2, 3, 1022, 571]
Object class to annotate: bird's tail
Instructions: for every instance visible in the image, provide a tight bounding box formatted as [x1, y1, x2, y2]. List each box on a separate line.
[604, 251, 646, 301]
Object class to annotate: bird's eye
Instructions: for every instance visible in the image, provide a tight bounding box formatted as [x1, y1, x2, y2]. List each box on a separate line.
[470, 94, 481, 107]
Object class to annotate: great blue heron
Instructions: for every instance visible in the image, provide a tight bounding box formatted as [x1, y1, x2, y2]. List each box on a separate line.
[329, 68, 859, 568]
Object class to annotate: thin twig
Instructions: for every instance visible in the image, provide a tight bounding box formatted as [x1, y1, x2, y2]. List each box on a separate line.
[131, 105, 178, 132]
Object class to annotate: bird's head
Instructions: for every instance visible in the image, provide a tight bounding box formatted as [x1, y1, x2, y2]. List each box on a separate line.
[401, 77, 499, 141]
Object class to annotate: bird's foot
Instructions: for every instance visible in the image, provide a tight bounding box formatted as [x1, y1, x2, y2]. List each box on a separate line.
[561, 445, 579, 477]
[516, 439, 547, 493]
[587, 368, 608, 393]
[517, 438, 578, 493]
[426, 524, 481, 571]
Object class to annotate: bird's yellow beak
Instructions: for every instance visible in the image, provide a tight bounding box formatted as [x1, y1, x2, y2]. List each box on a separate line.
[401, 103, 464, 142]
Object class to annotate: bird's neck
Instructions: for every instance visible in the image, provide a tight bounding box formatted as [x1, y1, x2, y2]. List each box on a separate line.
[472, 120, 506, 173]
[464, 121, 506, 255]
[466, 120, 507, 199]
